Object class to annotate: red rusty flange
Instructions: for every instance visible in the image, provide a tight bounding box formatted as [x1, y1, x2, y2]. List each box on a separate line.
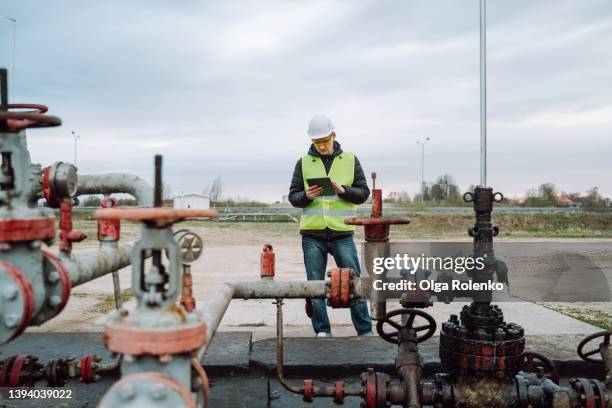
[260, 244, 275, 279]
[303, 379, 314, 402]
[333, 381, 345, 404]
[99, 372, 196, 408]
[330, 268, 341, 307]
[0, 104, 61, 132]
[80, 355, 93, 383]
[329, 268, 352, 308]
[8, 354, 28, 386]
[191, 358, 209, 406]
[94, 208, 218, 227]
[1, 261, 35, 341]
[0, 356, 16, 386]
[42, 251, 72, 317]
[340, 269, 350, 306]
[0, 217, 55, 242]
[104, 322, 207, 355]
[97, 197, 120, 241]
[365, 368, 377, 408]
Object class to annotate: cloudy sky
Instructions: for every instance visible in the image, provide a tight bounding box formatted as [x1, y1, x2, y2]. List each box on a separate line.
[1, 1, 611, 201]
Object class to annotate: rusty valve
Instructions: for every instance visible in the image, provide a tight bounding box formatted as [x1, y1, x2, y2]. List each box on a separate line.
[59, 199, 86, 254]
[97, 196, 120, 241]
[260, 244, 275, 279]
[344, 172, 410, 242]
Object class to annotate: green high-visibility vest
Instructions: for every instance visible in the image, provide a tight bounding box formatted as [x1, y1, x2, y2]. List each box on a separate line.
[300, 152, 356, 231]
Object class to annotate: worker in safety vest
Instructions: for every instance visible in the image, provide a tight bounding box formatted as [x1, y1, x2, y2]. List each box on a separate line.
[288, 114, 372, 336]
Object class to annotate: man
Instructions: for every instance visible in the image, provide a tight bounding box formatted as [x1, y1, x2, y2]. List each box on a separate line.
[289, 113, 372, 336]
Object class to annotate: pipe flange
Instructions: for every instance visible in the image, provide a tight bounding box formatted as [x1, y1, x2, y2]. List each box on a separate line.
[364, 368, 377, 408]
[0, 261, 34, 344]
[30, 251, 72, 326]
[104, 321, 207, 355]
[0, 355, 41, 387]
[303, 379, 314, 402]
[333, 381, 345, 404]
[521, 351, 559, 384]
[99, 372, 196, 408]
[0, 217, 55, 242]
[327, 268, 352, 308]
[45, 358, 68, 387]
[80, 355, 93, 384]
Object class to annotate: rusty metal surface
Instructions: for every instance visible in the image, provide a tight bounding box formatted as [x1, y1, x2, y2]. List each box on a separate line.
[104, 321, 207, 355]
[97, 197, 120, 241]
[76, 173, 155, 207]
[260, 244, 275, 279]
[0, 216, 55, 242]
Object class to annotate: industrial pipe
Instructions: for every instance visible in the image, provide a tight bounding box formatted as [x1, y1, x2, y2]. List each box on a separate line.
[61, 242, 134, 287]
[196, 278, 368, 360]
[76, 173, 154, 207]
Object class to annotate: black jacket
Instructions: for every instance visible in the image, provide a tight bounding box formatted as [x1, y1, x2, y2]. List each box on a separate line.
[289, 141, 370, 240]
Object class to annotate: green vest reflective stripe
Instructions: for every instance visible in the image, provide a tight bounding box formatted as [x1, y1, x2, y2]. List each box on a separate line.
[300, 152, 356, 231]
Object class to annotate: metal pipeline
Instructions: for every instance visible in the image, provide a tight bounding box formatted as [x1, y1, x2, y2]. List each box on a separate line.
[76, 173, 154, 207]
[196, 278, 368, 360]
[61, 242, 134, 287]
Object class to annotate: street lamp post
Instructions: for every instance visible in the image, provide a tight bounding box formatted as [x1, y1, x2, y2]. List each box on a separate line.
[416, 137, 430, 203]
[5, 17, 16, 101]
[72, 131, 80, 166]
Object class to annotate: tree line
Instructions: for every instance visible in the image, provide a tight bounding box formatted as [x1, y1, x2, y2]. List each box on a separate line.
[385, 174, 610, 209]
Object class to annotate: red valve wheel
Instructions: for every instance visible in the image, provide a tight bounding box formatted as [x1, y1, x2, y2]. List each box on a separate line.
[0, 104, 61, 131]
[94, 208, 218, 227]
[344, 216, 410, 226]
[577, 331, 611, 364]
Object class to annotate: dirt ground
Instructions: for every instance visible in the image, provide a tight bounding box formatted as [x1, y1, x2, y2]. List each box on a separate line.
[27, 220, 612, 338]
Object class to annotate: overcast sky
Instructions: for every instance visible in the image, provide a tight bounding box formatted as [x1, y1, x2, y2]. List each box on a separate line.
[1, 1, 611, 201]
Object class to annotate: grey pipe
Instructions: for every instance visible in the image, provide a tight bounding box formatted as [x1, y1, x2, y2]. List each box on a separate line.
[76, 173, 153, 207]
[196, 279, 367, 360]
[62, 242, 134, 287]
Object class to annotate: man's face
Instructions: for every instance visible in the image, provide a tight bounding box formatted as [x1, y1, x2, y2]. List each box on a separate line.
[312, 132, 335, 156]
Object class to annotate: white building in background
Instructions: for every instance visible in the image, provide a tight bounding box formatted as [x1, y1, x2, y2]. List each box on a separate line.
[173, 194, 210, 210]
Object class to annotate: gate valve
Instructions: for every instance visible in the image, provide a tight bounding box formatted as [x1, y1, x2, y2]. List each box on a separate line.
[59, 199, 86, 254]
[260, 244, 275, 279]
[97, 196, 120, 242]
[344, 172, 410, 242]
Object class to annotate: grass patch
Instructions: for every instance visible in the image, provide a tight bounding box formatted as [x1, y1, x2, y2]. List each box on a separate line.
[93, 288, 134, 314]
[540, 305, 612, 331]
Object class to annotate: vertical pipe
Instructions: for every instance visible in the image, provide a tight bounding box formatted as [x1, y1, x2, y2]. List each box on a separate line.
[154, 155, 162, 207]
[480, 0, 487, 188]
[0, 69, 7, 111]
[112, 271, 123, 309]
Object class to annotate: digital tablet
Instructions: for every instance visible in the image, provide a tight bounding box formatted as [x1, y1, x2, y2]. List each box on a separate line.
[306, 177, 336, 196]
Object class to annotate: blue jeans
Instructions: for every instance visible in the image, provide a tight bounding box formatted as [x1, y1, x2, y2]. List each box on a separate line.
[302, 235, 372, 335]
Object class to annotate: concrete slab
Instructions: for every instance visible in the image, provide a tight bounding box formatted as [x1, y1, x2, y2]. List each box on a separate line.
[202, 332, 252, 373]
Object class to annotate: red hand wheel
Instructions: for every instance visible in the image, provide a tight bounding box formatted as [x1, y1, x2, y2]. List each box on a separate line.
[0, 104, 62, 132]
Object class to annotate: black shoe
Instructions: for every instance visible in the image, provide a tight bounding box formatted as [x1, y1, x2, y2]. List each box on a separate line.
[305, 299, 313, 318]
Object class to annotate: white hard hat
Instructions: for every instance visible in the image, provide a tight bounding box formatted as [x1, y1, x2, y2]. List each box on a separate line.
[307, 114, 335, 140]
